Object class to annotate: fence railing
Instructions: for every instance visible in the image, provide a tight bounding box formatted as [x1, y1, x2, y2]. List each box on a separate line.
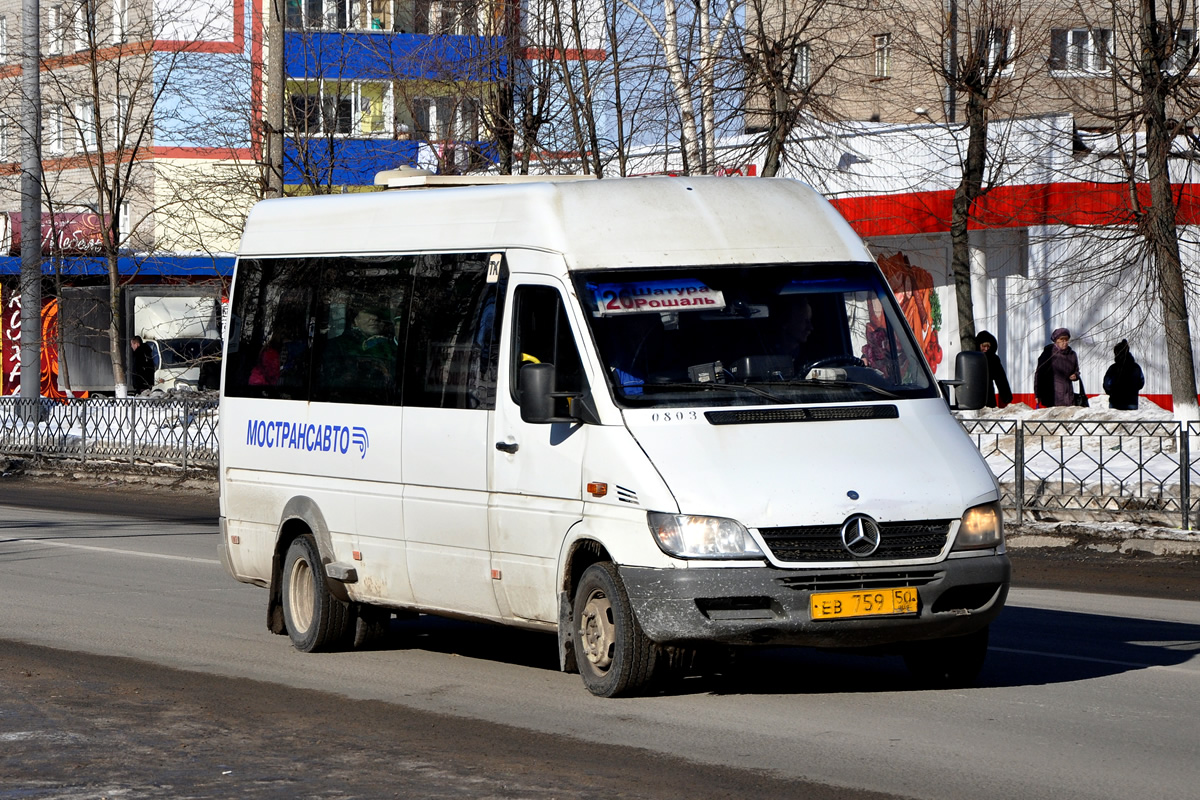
[0, 395, 219, 468]
[958, 416, 1200, 528]
[0, 398, 1195, 527]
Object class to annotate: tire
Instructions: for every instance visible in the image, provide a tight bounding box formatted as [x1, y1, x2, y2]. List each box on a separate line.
[904, 625, 990, 688]
[572, 562, 659, 697]
[351, 605, 392, 650]
[281, 534, 354, 652]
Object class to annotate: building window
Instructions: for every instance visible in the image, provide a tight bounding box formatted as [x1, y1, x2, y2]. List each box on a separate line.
[112, 0, 128, 44]
[987, 27, 1013, 72]
[1170, 28, 1195, 73]
[287, 80, 394, 137]
[793, 43, 811, 89]
[73, 0, 97, 52]
[413, 96, 457, 140]
[48, 5, 64, 56]
[0, 16, 7, 64]
[1050, 27, 1112, 73]
[874, 33, 892, 78]
[73, 100, 98, 152]
[46, 105, 65, 154]
[112, 95, 129, 143]
[287, 0, 396, 31]
[322, 84, 353, 134]
[0, 123, 7, 162]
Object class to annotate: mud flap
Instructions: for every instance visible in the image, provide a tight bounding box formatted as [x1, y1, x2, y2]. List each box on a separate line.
[557, 590, 578, 673]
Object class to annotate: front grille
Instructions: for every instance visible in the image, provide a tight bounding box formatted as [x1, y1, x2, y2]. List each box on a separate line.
[759, 520, 951, 562]
[777, 569, 944, 592]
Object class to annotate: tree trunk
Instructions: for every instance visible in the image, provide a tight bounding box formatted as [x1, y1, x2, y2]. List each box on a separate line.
[108, 255, 126, 397]
[950, 88, 988, 354]
[1138, 1, 1199, 419]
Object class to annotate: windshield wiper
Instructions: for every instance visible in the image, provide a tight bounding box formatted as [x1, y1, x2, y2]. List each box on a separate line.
[753, 378, 903, 400]
[635, 381, 789, 404]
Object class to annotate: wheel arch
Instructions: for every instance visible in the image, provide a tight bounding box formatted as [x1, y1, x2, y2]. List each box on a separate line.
[266, 496, 346, 635]
[556, 536, 612, 673]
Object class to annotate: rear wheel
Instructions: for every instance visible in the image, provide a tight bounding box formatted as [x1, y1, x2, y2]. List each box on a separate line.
[904, 625, 990, 688]
[573, 562, 659, 697]
[281, 534, 354, 652]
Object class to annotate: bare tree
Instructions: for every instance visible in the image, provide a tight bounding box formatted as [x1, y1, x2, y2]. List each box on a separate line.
[613, 0, 740, 173]
[741, 0, 876, 177]
[6, 0, 241, 395]
[895, 0, 1042, 353]
[1042, 1, 1200, 417]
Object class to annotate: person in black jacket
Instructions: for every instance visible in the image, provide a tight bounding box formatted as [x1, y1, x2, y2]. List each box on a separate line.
[1103, 339, 1144, 410]
[130, 336, 156, 394]
[974, 330, 1012, 408]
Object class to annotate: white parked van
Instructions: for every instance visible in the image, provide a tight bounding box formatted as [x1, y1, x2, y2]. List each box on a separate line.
[219, 176, 1008, 697]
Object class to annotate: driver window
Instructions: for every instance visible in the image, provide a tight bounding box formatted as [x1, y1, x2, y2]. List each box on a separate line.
[510, 285, 584, 403]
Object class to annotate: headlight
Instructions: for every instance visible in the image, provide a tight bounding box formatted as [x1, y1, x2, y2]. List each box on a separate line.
[953, 501, 1004, 550]
[647, 512, 765, 559]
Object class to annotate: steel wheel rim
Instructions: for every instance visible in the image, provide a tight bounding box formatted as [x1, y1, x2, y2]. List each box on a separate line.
[288, 557, 315, 633]
[579, 588, 615, 672]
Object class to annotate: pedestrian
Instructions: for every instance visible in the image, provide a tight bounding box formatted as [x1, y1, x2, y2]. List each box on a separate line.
[974, 330, 1012, 408]
[129, 335, 156, 394]
[1034, 327, 1080, 408]
[1103, 339, 1144, 410]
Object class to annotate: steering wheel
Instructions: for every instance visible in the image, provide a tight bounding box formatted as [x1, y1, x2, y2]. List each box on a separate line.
[800, 355, 865, 375]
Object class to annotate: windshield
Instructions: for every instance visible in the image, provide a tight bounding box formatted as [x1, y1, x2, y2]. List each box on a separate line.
[572, 263, 938, 408]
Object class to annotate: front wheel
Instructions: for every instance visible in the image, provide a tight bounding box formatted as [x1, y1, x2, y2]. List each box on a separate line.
[573, 563, 660, 697]
[281, 534, 354, 652]
[903, 625, 990, 688]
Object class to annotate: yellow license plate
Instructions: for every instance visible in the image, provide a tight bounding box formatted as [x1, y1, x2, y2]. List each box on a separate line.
[810, 587, 919, 620]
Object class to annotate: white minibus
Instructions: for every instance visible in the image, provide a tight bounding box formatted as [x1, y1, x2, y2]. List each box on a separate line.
[219, 175, 1008, 697]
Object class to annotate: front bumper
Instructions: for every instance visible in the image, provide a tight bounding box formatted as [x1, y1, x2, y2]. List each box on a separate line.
[620, 553, 1010, 648]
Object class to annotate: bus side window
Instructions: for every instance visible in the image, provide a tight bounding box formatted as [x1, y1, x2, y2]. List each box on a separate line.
[402, 253, 502, 410]
[310, 256, 412, 406]
[510, 285, 584, 404]
[225, 257, 317, 401]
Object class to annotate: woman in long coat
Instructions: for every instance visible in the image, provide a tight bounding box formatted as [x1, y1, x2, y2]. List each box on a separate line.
[1034, 327, 1080, 407]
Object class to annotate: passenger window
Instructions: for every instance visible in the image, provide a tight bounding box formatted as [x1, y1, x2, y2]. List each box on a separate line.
[510, 285, 585, 404]
[226, 252, 505, 409]
[311, 256, 413, 405]
[402, 252, 504, 410]
[224, 258, 317, 401]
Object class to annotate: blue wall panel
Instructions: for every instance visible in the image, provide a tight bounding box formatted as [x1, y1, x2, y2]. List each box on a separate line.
[283, 138, 421, 186]
[0, 255, 234, 277]
[285, 32, 507, 82]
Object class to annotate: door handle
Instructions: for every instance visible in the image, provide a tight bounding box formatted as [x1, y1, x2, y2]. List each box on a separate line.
[495, 441, 519, 454]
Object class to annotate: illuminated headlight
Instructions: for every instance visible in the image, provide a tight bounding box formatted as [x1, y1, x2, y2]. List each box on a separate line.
[953, 502, 1004, 550]
[647, 512, 765, 559]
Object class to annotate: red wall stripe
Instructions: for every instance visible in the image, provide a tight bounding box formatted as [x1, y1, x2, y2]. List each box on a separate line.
[830, 181, 1200, 238]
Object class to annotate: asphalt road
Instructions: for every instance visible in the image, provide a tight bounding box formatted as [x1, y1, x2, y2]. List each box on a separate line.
[2, 477, 1199, 799]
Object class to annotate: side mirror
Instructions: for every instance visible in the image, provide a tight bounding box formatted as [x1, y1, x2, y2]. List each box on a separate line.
[520, 363, 560, 423]
[951, 350, 988, 410]
[519, 362, 600, 425]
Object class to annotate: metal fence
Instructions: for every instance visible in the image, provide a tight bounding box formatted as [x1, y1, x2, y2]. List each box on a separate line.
[958, 416, 1200, 528]
[0, 395, 219, 468]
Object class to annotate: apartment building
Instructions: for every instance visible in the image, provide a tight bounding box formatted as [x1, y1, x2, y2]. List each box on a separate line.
[280, 0, 506, 186]
[747, 0, 1199, 132]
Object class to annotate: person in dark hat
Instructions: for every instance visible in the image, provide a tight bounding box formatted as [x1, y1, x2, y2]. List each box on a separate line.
[974, 330, 1012, 408]
[1034, 327, 1080, 407]
[1103, 339, 1144, 410]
